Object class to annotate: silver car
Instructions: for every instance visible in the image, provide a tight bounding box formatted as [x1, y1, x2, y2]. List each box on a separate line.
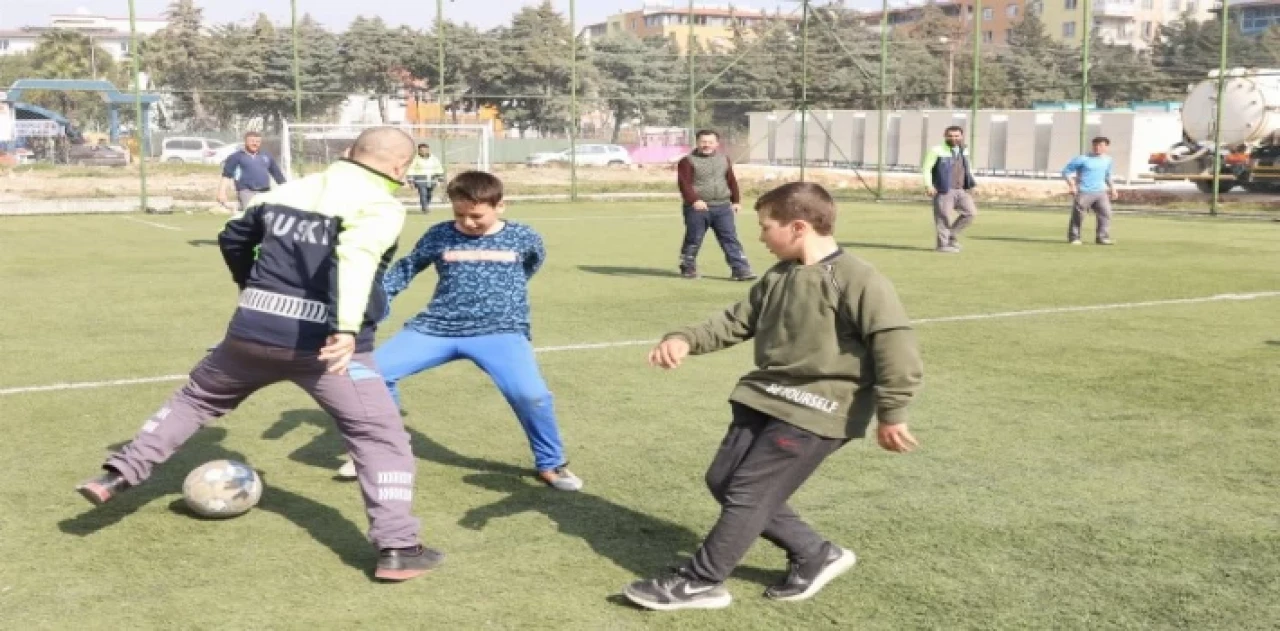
[526, 144, 633, 167]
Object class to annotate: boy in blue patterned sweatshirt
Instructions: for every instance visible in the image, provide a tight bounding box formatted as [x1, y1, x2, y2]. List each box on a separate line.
[335, 171, 583, 491]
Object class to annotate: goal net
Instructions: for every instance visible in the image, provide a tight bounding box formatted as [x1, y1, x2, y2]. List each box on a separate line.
[280, 121, 494, 180]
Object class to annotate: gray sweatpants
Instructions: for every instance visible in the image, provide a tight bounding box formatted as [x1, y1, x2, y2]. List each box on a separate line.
[236, 189, 261, 211]
[686, 403, 848, 583]
[105, 337, 421, 550]
[933, 189, 977, 249]
[1069, 192, 1112, 242]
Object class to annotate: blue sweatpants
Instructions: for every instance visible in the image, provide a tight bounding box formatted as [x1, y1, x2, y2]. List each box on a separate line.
[374, 330, 566, 473]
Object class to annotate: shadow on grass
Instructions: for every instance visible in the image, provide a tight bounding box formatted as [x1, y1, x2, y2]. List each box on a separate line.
[58, 426, 374, 575]
[1267, 340, 1280, 347]
[839, 241, 935, 253]
[459, 472, 702, 578]
[263, 409, 793, 584]
[186, 239, 219, 247]
[578, 265, 683, 279]
[264, 409, 528, 479]
[969, 235, 1063, 244]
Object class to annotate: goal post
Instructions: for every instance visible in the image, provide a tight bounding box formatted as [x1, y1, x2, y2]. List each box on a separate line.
[280, 121, 494, 180]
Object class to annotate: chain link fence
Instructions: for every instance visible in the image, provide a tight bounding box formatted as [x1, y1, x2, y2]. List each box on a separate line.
[2, 0, 1270, 216]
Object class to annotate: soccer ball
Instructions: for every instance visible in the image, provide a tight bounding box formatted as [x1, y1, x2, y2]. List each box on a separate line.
[182, 459, 263, 519]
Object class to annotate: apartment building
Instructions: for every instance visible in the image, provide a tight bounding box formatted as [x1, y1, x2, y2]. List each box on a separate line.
[1037, 0, 1215, 48]
[853, 0, 1028, 46]
[580, 1, 801, 53]
[0, 12, 167, 61]
[1226, 0, 1280, 35]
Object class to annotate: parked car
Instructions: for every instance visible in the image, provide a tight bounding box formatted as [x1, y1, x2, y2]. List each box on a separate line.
[159, 136, 229, 164]
[67, 143, 130, 167]
[526, 144, 633, 167]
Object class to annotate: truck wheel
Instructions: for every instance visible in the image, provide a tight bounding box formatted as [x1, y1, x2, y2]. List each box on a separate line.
[1195, 180, 1235, 194]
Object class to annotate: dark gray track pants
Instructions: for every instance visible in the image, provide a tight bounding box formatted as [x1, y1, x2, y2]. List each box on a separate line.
[1069, 192, 1113, 242]
[933, 189, 977, 248]
[687, 403, 848, 583]
[105, 337, 421, 549]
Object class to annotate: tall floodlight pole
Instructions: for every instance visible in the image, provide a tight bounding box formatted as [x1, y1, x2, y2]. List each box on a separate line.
[969, 0, 982, 167]
[1211, 3, 1230, 215]
[128, 0, 147, 212]
[1080, 0, 1091, 153]
[799, 0, 810, 182]
[570, 0, 578, 201]
[877, 0, 888, 200]
[688, 0, 696, 146]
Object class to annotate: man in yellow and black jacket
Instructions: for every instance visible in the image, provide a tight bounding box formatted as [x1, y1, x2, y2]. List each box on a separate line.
[76, 128, 443, 583]
[921, 125, 977, 253]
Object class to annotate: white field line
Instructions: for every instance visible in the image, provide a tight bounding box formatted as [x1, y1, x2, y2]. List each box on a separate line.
[1, 290, 1276, 398]
[122, 216, 182, 231]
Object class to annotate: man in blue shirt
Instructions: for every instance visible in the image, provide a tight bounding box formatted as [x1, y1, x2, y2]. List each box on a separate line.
[1062, 137, 1117, 245]
[217, 131, 286, 212]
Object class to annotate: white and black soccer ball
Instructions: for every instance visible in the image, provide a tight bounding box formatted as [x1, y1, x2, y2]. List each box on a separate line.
[182, 459, 263, 519]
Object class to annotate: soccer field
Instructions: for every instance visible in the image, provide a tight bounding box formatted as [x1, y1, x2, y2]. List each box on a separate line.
[1, 201, 1278, 629]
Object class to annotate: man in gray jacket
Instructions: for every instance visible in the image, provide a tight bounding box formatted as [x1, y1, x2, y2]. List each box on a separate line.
[676, 130, 755, 281]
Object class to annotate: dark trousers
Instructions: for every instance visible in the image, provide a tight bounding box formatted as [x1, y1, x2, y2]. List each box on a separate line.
[104, 336, 421, 549]
[410, 176, 435, 212]
[680, 203, 752, 274]
[687, 404, 848, 584]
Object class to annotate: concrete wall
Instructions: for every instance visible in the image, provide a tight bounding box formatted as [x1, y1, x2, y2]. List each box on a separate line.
[746, 108, 1183, 181]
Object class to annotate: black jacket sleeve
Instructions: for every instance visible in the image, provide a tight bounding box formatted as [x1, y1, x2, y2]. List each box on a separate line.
[218, 208, 264, 289]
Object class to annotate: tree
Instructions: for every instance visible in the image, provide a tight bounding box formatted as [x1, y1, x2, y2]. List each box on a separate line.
[495, 1, 577, 136]
[338, 17, 417, 122]
[27, 30, 126, 127]
[148, 0, 220, 130]
[589, 33, 681, 142]
[995, 13, 1075, 107]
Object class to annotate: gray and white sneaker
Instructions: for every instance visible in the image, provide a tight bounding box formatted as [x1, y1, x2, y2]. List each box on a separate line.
[623, 567, 732, 611]
[538, 465, 583, 491]
[763, 542, 857, 602]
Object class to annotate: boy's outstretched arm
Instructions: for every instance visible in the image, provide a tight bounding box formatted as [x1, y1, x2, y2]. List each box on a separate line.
[382, 230, 438, 299]
[849, 274, 925, 452]
[650, 282, 763, 369]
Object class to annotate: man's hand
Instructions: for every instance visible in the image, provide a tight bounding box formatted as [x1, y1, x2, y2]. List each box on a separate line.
[319, 333, 356, 375]
[215, 189, 228, 206]
[877, 422, 919, 453]
[648, 338, 690, 370]
[926, 186, 937, 198]
[731, 203, 741, 213]
[1067, 185, 1077, 196]
[1109, 189, 1119, 201]
[692, 200, 709, 211]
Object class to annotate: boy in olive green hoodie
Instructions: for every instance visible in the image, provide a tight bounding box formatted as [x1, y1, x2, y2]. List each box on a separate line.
[622, 181, 924, 612]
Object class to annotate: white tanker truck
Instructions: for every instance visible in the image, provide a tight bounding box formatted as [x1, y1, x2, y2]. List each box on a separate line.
[1148, 68, 1280, 194]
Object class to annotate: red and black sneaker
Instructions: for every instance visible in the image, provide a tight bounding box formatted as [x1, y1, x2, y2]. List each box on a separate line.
[375, 545, 445, 582]
[76, 467, 132, 506]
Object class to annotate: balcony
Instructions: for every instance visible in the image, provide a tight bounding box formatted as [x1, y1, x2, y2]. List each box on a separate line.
[1094, 0, 1138, 16]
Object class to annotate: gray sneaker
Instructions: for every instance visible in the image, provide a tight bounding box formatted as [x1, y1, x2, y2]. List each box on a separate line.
[763, 543, 857, 602]
[936, 246, 961, 254]
[538, 466, 583, 491]
[623, 568, 732, 611]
